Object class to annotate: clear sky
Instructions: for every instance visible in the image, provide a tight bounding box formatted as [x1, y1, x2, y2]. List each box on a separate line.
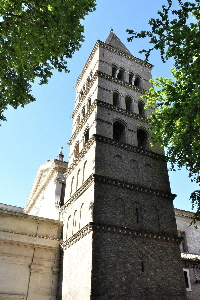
[0, 0, 198, 211]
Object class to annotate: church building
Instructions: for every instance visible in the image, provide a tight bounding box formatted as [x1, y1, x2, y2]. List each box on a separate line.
[1, 31, 199, 300]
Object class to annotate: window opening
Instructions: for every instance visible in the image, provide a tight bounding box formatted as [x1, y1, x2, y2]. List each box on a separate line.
[117, 69, 125, 81]
[83, 161, 87, 183]
[138, 101, 145, 116]
[113, 121, 126, 143]
[178, 231, 188, 253]
[141, 261, 144, 272]
[84, 129, 89, 144]
[74, 141, 79, 158]
[134, 76, 141, 87]
[76, 169, 80, 190]
[70, 177, 74, 196]
[112, 66, 118, 78]
[113, 92, 120, 107]
[60, 183, 66, 206]
[129, 73, 134, 84]
[82, 106, 85, 118]
[136, 207, 139, 223]
[87, 98, 91, 110]
[184, 271, 189, 289]
[77, 115, 80, 125]
[137, 129, 148, 149]
[125, 96, 132, 112]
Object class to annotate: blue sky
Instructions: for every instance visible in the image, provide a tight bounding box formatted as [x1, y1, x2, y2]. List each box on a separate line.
[0, 0, 198, 211]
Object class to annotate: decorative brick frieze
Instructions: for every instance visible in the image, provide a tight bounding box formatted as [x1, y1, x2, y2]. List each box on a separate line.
[61, 175, 94, 212]
[66, 136, 96, 176]
[75, 40, 153, 89]
[94, 134, 166, 161]
[72, 74, 98, 119]
[97, 40, 153, 69]
[97, 99, 148, 123]
[62, 222, 179, 249]
[68, 102, 97, 145]
[69, 98, 148, 146]
[67, 133, 167, 178]
[62, 171, 175, 217]
[62, 223, 93, 249]
[93, 173, 176, 200]
[96, 118, 112, 125]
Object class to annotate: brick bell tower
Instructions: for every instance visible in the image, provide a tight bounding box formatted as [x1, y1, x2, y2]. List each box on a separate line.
[61, 31, 187, 300]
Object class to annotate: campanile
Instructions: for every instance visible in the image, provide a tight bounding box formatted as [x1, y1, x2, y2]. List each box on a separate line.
[61, 31, 187, 300]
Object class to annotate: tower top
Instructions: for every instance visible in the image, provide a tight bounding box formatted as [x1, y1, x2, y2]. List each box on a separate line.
[105, 30, 131, 55]
[57, 146, 64, 161]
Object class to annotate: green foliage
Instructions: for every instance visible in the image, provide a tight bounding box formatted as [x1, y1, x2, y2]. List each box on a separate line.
[127, 0, 200, 219]
[0, 0, 96, 122]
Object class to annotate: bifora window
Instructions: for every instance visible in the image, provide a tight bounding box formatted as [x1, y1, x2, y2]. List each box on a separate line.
[113, 121, 126, 143]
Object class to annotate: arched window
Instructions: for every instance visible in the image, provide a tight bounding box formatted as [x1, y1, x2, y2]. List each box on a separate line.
[137, 129, 148, 149]
[82, 106, 85, 118]
[113, 121, 126, 143]
[67, 215, 71, 238]
[82, 161, 87, 183]
[138, 101, 145, 116]
[79, 203, 84, 229]
[76, 115, 80, 127]
[74, 141, 79, 158]
[129, 73, 134, 84]
[125, 96, 132, 112]
[112, 65, 118, 78]
[60, 183, 66, 206]
[87, 98, 91, 111]
[76, 169, 80, 190]
[113, 92, 120, 107]
[117, 68, 125, 81]
[73, 210, 77, 228]
[84, 128, 89, 145]
[134, 76, 141, 88]
[70, 176, 74, 196]
[86, 76, 91, 88]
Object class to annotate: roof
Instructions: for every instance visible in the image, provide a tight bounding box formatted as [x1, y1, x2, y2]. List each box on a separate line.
[105, 30, 131, 54]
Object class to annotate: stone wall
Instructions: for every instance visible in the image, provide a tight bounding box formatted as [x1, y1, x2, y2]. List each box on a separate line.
[0, 208, 62, 300]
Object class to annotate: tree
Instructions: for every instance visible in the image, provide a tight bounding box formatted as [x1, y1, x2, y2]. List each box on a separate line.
[0, 0, 96, 122]
[127, 0, 200, 222]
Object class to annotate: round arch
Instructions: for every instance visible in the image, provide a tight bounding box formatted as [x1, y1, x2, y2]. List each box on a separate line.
[137, 128, 149, 149]
[113, 120, 127, 143]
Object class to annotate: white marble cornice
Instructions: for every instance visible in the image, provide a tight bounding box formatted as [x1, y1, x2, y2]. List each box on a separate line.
[174, 208, 194, 219]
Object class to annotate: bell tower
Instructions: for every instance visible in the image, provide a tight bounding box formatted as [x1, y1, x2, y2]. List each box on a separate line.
[61, 31, 187, 300]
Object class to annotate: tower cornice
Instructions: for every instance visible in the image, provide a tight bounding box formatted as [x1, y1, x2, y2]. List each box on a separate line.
[61, 222, 179, 250]
[94, 134, 166, 161]
[62, 172, 175, 216]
